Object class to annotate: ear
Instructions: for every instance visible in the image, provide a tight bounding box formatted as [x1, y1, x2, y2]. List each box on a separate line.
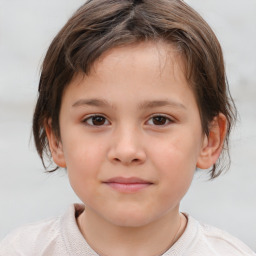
[196, 113, 227, 169]
[45, 119, 66, 168]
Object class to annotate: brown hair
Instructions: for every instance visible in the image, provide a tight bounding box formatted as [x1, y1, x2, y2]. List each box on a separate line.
[33, 0, 237, 178]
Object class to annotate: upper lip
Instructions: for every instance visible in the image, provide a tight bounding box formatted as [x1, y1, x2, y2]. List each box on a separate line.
[103, 177, 153, 184]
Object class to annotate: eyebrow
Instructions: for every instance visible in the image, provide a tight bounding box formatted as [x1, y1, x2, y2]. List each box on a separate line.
[72, 98, 186, 110]
[72, 98, 114, 108]
[138, 100, 186, 110]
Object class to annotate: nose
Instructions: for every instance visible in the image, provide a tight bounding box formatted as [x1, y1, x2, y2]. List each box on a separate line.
[107, 126, 146, 166]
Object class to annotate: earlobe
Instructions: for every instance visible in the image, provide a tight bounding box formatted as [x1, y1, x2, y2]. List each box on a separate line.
[45, 119, 66, 168]
[196, 114, 227, 169]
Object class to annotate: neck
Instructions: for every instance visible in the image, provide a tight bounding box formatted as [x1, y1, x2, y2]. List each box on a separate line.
[77, 205, 187, 256]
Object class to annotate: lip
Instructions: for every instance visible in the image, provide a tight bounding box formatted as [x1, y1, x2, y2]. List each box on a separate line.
[103, 177, 153, 193]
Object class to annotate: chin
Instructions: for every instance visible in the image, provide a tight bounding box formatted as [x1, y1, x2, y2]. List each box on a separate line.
[105, 209, 159, 228]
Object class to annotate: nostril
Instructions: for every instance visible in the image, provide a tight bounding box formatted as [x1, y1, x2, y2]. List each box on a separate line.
[113, 157, 140, 164]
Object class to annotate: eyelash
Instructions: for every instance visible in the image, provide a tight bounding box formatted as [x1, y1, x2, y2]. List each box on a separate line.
[82, 115, 110, 126]
[147, 114, 174, 126]
[82, 114, 174, 127]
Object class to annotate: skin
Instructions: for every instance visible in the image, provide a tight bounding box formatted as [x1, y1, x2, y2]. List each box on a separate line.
[46, 41, 226, 256]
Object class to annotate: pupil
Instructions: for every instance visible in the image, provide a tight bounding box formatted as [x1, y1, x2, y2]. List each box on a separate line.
[92, 116, 105, 125]
[153, 116, 166, 125]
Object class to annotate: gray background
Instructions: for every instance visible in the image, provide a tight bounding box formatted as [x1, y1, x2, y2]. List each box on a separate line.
[0, 0, 255, 251]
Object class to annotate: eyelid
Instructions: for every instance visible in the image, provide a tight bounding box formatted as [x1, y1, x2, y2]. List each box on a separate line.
[81, 113, 175, 127]
[146, 114, 175, 126]
[82, 114, 111, 126]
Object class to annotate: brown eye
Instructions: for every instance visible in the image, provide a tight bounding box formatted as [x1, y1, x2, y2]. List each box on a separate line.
[153, 116, 167, 125]
[84, 115, 109, 126]
[147, 115, 172, 126]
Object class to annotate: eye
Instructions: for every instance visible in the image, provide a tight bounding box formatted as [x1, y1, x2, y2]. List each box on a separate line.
[83, 115, 110, 126]
[147, 115, 173, 126]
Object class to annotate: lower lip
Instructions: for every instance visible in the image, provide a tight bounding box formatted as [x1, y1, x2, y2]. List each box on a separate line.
[104, 182, 152, 193]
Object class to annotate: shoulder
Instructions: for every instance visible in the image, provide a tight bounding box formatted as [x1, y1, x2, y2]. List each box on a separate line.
[188, 215, 255, 256]
[0, 204, 88, 256]
[0, 216, 61, 256]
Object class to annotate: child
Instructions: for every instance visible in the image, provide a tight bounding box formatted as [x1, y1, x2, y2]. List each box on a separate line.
[1, 0, 255, 255]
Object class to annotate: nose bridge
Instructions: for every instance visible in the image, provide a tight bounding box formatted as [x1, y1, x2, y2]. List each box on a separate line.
[108, 122, 146, 165]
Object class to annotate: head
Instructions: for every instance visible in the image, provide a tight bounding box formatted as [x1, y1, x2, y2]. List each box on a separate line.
[33, 0, 236, 179]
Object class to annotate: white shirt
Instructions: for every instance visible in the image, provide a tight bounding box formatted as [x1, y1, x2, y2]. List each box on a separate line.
[0, 204, 255, 256]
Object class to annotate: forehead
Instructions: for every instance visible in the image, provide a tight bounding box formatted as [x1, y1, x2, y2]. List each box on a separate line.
[91, 41, 185, 79]
[61, 41, 197, 112]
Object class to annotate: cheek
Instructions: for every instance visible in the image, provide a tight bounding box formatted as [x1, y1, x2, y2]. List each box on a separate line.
[62, 135, 106, 191]
[159, 149, 195, 194]
[65, 145, 102, 204]
[63, 132, 105, 168]
[151, 133, 199, 172]
[149, 133, 198, 195]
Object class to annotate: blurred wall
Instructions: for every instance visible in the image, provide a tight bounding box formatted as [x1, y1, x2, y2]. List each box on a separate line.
[0, 0, 255, 251]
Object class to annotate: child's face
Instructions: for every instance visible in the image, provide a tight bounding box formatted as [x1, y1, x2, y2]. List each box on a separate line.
[51, 42, 208, 227]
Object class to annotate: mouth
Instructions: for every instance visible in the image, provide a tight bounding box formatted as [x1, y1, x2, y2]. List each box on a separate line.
[102, 177, 153, 193]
